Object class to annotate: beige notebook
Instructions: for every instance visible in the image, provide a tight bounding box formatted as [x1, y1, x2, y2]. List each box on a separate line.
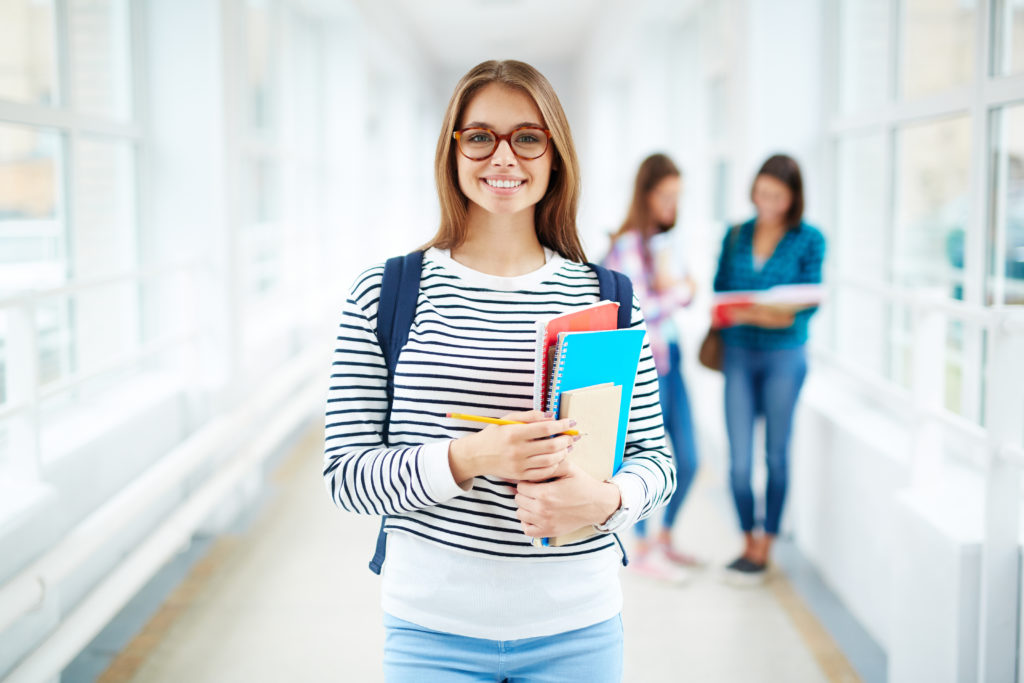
[544, 383, 621, 547]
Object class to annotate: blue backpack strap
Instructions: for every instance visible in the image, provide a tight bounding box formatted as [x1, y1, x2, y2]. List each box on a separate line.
[369, 250, 424, 575]
[587, 262, 634, 567]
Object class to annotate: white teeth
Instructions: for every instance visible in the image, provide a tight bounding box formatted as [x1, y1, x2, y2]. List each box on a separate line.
[485, 179, 523, 189]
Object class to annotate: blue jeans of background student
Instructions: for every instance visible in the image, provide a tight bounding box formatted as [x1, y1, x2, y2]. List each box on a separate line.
[383, 613, 623, 682]
[635, 341, 698, 538]
[723, 344, 807, 536]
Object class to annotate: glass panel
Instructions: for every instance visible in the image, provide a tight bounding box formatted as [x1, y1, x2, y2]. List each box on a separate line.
[901, 0, 976, 100]
[36, 298, 72, 387]
[68, 0, 132, 119]
[889, 303, 913, 390]
[836, 132, 889, 279]
[0, 311, 6, 406]
[990, 104, 1024, 305]
[946, 320, 964, 413]
[838, 0, 890, 114]
[0, 123, 64, 297]
[0, 0, 57, 105]
[66, 280, 139, 389]
[246, 0, 274, 132]
[242, 157, 281, 299]
[72, 137, 136, 278]
[996, 0, 1024, 76]
[836, 288, 889, 379]
[894, 115, 971, 296]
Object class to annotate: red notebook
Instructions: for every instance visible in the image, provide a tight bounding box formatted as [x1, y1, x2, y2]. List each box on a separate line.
[711, 284, 825, 327]
[532, 300, 620, 410]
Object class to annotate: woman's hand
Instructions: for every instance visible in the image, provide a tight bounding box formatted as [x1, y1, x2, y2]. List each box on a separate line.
[514, 461, 621, 538]
[447, 410, 577, 485]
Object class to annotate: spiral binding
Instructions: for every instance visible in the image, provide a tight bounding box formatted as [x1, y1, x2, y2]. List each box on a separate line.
[547, 332, 571, 414]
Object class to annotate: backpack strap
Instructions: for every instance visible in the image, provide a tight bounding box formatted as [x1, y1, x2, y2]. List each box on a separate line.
[369, 250, 424, 575]
[587, 262, 633, 329]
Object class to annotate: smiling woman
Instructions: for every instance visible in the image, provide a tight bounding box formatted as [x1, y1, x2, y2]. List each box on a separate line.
[322, 59, 676, 682]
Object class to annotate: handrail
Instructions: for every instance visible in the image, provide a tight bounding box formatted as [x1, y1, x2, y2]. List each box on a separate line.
[828, 276, 1024, 329]
[0, 347, 323, 637]
[0, 262, 207, 311]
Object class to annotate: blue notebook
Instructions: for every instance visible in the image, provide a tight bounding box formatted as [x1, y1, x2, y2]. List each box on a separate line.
[548, 328, 646, 472]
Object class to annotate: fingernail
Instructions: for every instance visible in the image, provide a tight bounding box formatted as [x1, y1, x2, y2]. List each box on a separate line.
[543, 411, 554, 418]
[568, 419, 577, 427]
[567, 444, 574, 452]
[573, 434, 581, 442]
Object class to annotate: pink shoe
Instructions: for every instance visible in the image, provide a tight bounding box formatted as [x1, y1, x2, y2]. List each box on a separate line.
[629, 550, 691, 583]
[662, 546, 704, 567]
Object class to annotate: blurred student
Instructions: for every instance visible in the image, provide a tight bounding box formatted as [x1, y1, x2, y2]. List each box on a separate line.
[712, 154, 825, 584]
[323, 60, 676, 682]
[604, 153, 700, 582]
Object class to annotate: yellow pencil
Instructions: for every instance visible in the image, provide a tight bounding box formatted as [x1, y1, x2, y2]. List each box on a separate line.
[446, 412, 580, 437]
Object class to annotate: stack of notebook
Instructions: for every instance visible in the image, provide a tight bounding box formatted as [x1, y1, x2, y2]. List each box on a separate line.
[531, 308, 646, 547]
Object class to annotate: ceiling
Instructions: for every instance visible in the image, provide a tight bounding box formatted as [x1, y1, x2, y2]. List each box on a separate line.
[355, 0, 610, 73]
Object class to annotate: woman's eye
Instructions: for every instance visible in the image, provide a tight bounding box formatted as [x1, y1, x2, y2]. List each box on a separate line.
[515, 134, 539, 144]
[468, 133, 493, 143]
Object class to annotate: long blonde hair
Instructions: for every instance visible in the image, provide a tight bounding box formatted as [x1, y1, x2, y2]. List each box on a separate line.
[421, 60, 586, 262]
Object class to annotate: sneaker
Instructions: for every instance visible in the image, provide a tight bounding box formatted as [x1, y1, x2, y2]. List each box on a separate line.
[629, 549, 691, 584]
[661, 545, 704, 567]
[721, 556, 767, 586]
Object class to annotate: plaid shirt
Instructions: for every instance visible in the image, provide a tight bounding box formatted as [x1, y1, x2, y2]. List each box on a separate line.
[712, 219, 826, 349]
[603, 231, 692, 373]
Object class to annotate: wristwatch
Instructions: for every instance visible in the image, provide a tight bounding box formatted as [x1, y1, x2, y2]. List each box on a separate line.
[595, 504, 630, 533]
[594, 482, 630, 533]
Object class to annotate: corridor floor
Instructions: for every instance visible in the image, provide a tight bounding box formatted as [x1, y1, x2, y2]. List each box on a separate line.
[93, 426, 860, 683]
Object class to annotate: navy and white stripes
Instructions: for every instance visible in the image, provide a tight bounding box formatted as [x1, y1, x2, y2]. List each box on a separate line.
[324, 249, 676, 561]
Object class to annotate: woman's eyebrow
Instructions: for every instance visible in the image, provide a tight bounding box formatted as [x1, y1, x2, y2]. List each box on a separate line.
[462, 121, 545, 130]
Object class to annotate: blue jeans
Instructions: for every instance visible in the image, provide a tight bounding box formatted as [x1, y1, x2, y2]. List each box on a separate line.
[635, 341, 698, 538]
[383, 613, 623, 682]
[723, 344, 807, 535]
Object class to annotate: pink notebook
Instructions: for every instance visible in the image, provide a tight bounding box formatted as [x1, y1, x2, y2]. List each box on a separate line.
[532, 300, 619, 410]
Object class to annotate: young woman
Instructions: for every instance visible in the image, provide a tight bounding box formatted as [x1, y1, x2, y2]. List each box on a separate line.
[712, 154, 825, 584]
[603, 153, 700, 581]
[323, 60, 675, 682]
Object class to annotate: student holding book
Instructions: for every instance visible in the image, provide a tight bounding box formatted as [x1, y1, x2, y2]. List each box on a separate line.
[323, 60, 675, 682]
[603, 153, 701, 582]
[712, 154, 826, 584]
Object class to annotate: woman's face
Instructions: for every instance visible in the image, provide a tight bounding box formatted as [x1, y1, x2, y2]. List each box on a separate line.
[456, 83, 553, 219]
[752, 174, 793, 225]
[647, 175, 682, 228]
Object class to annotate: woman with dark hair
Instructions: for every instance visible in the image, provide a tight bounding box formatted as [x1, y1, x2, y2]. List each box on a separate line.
[603, 153, 700, 582]
[713, 154, 825, 584]
[323, 60, 675, 681]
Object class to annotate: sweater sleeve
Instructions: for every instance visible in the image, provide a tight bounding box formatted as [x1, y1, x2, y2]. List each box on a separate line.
[607, 294, 677, 526]
[322, 265, 466, 516]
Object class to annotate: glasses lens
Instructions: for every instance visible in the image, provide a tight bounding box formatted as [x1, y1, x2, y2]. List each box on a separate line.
[511, 128, 548, 159]
[458, 128, 496, 159]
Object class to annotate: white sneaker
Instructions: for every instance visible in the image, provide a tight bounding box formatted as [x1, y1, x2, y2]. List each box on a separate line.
[629, 549, 691, 584]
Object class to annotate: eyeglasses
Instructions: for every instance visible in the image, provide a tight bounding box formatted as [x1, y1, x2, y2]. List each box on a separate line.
[453, 127, 552, 161]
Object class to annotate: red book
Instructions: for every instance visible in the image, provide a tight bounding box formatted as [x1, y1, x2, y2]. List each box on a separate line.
[712, 284, 825, 327]
[532, 300, 620, 410]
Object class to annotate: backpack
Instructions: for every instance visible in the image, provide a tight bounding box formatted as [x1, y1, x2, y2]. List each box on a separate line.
[369, 250, 634, 574]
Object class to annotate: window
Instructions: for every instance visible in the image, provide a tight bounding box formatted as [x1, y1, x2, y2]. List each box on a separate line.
[829, 0, 1024, 431]
[0, 1, 138, 480]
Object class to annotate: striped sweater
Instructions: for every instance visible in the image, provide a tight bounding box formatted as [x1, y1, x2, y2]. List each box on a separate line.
[323, 248, 676, 562]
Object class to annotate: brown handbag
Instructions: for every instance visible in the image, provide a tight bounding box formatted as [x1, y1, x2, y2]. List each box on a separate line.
[698, 327, 724, 371]
[700, 224, 742, 372]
